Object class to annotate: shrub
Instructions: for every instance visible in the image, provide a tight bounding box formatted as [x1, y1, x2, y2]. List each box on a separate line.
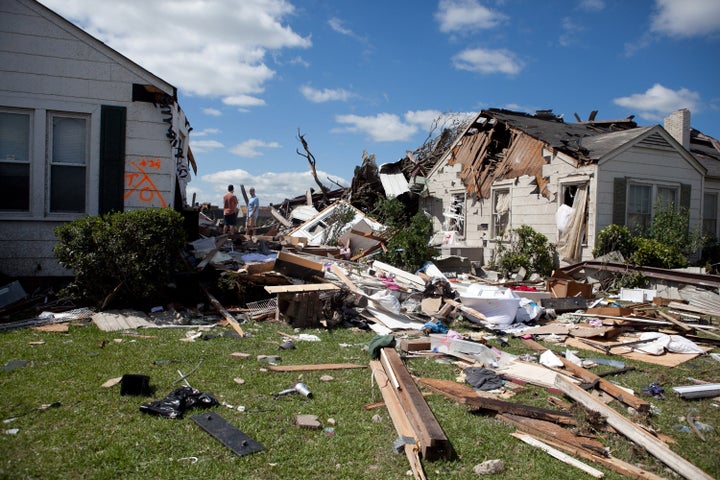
[630, 237, 688, 269]
[491, 225, 557, 278]
[593, 224, 635, 258]
[649, 203, 704, 255]
[378, 210, 438, 272]
[54, 208, 187, 308]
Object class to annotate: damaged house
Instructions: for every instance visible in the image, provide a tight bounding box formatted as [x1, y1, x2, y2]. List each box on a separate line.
[0, 0, 196, 277]
[421, 108, 720, 266]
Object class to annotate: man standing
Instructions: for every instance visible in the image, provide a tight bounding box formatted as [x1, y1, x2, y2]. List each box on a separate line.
[223, 185, 239, 235]
[246, 187, 259, 236]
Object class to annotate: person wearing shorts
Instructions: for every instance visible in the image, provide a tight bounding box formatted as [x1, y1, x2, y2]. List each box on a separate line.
[223, 184, 239, 235]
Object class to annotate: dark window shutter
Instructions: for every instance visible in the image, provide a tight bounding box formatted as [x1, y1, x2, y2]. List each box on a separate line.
[612, 177, 626, 225]
[99, 106, 126, 215]
[680, 183, 691, 210]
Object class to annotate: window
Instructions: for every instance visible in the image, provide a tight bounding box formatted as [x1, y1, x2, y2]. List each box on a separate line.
[704, 192, 718, 239]
[443, 193, 465, 236]
[627, 183, 680, 233]
[49, 114, 88, 213]
[492, 188, 510, 238]
[0, 110, 31, 211]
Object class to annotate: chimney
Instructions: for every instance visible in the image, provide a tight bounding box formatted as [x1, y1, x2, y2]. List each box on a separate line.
[664, 108, 691, 150]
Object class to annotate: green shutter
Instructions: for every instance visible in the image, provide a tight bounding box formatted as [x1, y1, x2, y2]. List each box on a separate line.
[612, 177, 626, 225]
[99, 106, 127, 215]
[680, 183, 691, 210]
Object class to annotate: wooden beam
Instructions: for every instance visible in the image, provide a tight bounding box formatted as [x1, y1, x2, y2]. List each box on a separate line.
[522, 338, 650, 414]
[442, 298, 488, 322]
[369, 360, 427, 480]
[554, 375, 714, 480]
[417, 377, 576, 426]
[267, 363, 366, 372]
[511, 432, 605, 478]
[202, 287, 244, 337]
[264, 283, 339, 294]
[381, 348, 452, 461]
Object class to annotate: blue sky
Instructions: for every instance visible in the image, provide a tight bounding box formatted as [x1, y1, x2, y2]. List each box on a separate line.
[39, 0, 720, 206]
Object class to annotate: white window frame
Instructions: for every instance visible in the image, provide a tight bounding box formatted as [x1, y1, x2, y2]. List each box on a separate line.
[0, 108, 32, 213]
[491, 186, 511, 239]
[47, 112, 90, 215]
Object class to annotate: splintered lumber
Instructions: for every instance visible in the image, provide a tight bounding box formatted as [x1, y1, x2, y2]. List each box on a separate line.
[369, 360, 427, 480]
[442, 298, 487, 322]
[499, 414, 665, 480]
[511, 431, 605, 478]
[267, 363, 366, 372]
[202, 287, 244, 337]
[656, 310, 695, 333]
[554, 375, 714, 480]
[380, 348, 452, 460]
[416, 377, 576, 426]
[264, 283, 339, 294]
[522, 338, 650, 414]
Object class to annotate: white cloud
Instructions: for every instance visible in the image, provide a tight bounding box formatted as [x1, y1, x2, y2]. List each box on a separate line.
[198, 169, 349, 205]
[38, 0, 311, 105]
[613, 83, 702, 121]
[435, 0, 507, 33]
[222, 95, 267, 108]
[192, 128, 221, 137]
[300, 85, 353, 103]
[334, 113, 418, 142]
[230, 139, 281, 158]
[579, 0, 605, 11]
[203, 108, 222, 116]
[328, 17, 353, 36]
[452, 48, 523, 75]
[190, 139, 224, 153]
[559, 16, 585, 47]
[651, 0, 720, 37]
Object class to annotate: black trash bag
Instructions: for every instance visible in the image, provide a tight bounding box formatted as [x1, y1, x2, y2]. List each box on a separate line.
[139, 386, 218, 419]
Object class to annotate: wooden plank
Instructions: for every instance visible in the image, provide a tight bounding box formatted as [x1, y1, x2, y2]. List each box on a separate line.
[500, 413, 665, 480]
[267, 363, 366, 372]
[381, 348, 452, 461]
[270, 206, 293, 227]
[522, 338, 650, 414]
[369, 360, 427, 480]
[417, 377, 576, 426]
[657, 310, 694, 333]
[371, 260, 426, 289]
[554, 375, 715, 480]
[264, 283, 339, 294]
[511, 432, 605, 478]
[202, 287, 244, 337]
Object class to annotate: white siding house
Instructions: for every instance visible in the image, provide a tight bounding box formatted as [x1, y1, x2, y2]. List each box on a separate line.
[0, 0, 195, 277]
[421, 108, 708, 267]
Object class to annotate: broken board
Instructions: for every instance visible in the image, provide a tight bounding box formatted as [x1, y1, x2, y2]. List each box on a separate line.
[191, 412, 264, 457]
[565, 336, 708, 367]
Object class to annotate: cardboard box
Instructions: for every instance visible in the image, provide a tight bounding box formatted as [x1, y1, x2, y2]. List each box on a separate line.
[546, 278, 593, 299]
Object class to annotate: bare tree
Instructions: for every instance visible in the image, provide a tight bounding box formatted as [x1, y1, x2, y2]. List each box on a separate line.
[296, 129, 330, 205]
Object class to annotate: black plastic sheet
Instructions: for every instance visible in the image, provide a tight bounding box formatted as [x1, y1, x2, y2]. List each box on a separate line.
[139, 386, 218, 419]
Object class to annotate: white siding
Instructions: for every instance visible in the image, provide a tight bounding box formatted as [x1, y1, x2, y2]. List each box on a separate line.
[0, 0, 191, 277]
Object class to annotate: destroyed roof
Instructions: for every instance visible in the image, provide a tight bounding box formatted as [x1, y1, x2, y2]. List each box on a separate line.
[689, 128, 720, 178]
[485, 108, 639, 160]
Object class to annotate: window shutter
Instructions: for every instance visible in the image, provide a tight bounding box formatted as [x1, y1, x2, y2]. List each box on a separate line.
[680, 183, 691, 210]
[612, 177, 626, 225]
[99, 106, 126, 215]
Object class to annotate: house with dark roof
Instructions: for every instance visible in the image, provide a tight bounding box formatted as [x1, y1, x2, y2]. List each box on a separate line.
[0, 0, 196, 278]
[421, 107, 719, 267]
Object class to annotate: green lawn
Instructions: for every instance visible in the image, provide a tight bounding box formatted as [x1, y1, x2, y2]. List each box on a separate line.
[1, 318, 718, 480]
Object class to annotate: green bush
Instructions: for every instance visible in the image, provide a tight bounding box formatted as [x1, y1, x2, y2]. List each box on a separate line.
[54, 208, 187, 308]
[593, 224, 636, 258]
[491, 225, 556, 277]
[378, 210, 438, 272]
[629, 237, 688, 269]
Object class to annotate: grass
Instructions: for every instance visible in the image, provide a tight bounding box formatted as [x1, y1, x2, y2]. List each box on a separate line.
[1, 316, 718, 480]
